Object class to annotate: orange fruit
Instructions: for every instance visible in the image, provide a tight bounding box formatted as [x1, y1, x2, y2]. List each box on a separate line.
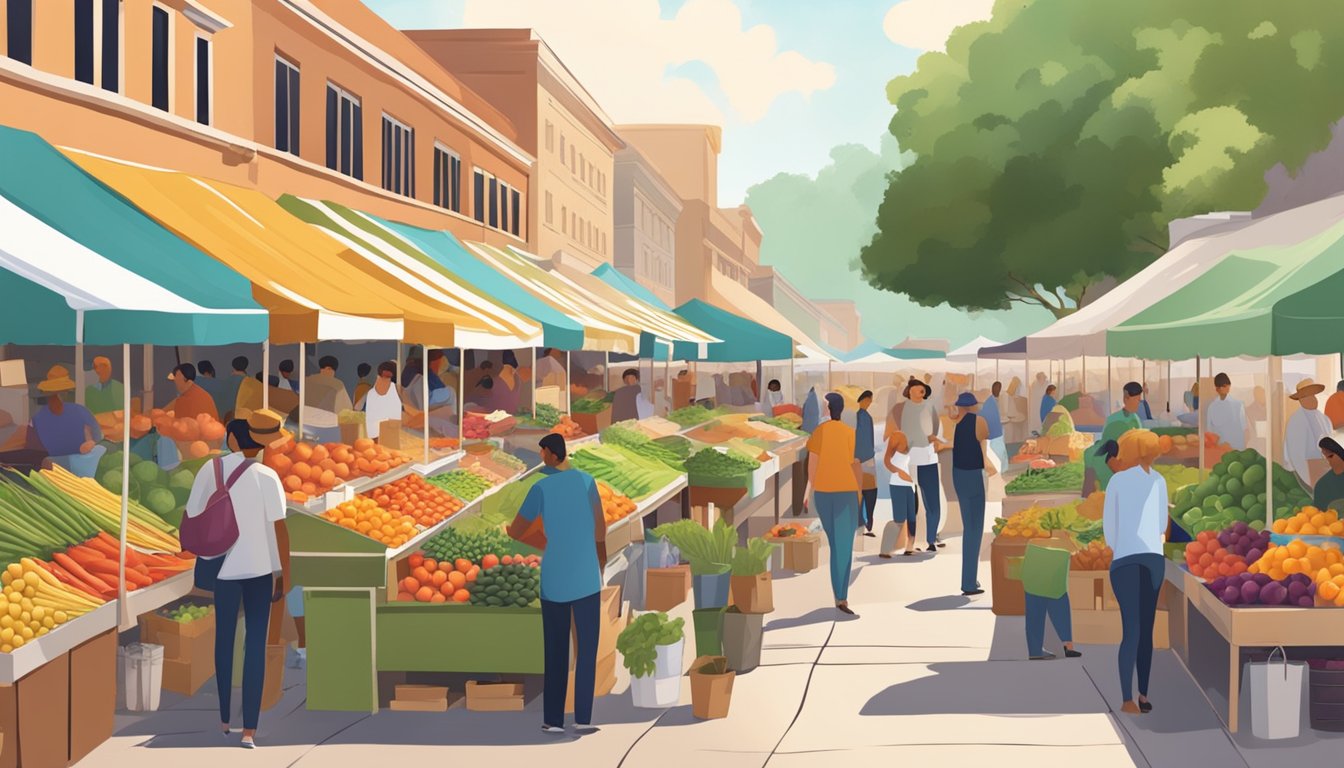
[415, 586, 435, 602]
[412, 567, 431, 584]
[397, 591, 415, 602]
[408, 553, 424, 569]
[455, 558, 472, 573]
[423, 559, 438, 573]
[481, 554, 500, 570]
[400, 577, 418, 593]
[430, 593, 447, 603]
[431, 571, 448, 587]
[447, 571, 466, 589]
[452, 590, 470, 603]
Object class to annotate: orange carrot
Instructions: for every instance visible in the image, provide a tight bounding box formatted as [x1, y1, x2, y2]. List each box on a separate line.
[52, 553, 113, 593]
[45, 561, 106, 599]
[86, 535, 121, 559]
[122, 546, 145, 569]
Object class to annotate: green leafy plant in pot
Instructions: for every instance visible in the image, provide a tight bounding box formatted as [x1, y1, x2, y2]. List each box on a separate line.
[618, 612, 686, 708]
[730, 537, 777, 614]
[653, 519, 736, 609]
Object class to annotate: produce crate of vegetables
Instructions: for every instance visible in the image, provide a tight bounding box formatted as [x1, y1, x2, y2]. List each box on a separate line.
[569, 444, 683, 501]
[667, 405, 723, 428]
[321, 498, 417, 548]
[651, 435, 694, 460]
[0, 560, 105, 653]
[1003, 462, 1084, 495]
[685, 446, 761, 488]
[396, 552, 479, 604]
[1169, 448, 1308, 535]
[363, 474, 464, 528]
[97, 450, 204, 527]
[600, 424, 686, 471]
[37, 466, 183, 553]
[469, 561, 541, 608]
[515, 403, 563, 430]
[420, 528, 526, 565]
[455, 475, 544, 536]
[571, 395, 611, 415]
[427, 468, 499, 502]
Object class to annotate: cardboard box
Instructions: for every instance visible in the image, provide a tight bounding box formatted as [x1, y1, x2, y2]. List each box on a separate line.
[466, 682, 525, 712]
[395, 684, 448, 703]
[139, 610, 215, 661]
[1067, 571, 1105, 612]
[571, 586, 626, 668]
[69, 630, 116, 765]
[0, 653, 70, 768]
[390, 699, 448, 712]
[566, 651, 618, 713]
[990, 537, 1029, 616]
[1071, 608, 1169, 648]
[161, 656, 214, 697]
[773, 535, 820, 573]
[645, 565, 691, 612]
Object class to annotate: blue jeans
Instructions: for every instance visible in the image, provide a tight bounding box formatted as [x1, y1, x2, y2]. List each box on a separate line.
[916, 463, 941, 547]
[1025, 593, 1073, 657]
[541, 591, 601, 728]
[952, 468, 986, 592]
[814, 491, 858, 602]
[1110, 553, 1163, 702]
[214, 574, 273, 731]
[860, 488, 878, 532]
[889, 486, 916, 526]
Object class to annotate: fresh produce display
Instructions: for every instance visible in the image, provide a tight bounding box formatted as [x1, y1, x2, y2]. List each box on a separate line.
[600, 424, 686, 471]
[469, 561, 541, 607]
[598, 482, 638, 524]
[1273, 506, 1344, 536]
[94, 410, 152, 443]
[97, 451, 203, 526]
[755, 416, 806, 435]
[632, 417, 683, 438]
[39, 466, 182, 553]
[420, 528, 525, 565]
[685, 446, 761, 482]
[570, 444, 682, 500]
[458, 475, 544, 536]
[396, 552, 479, 603]
[459, 448, 527, 484]
[1154, 465, 1200, 501]
[767, 522, 811, 538]
[160, 603, 213, 623]
[321, 498, 416, 548]
[51, 532, 193, 599]
[668, 405, 722, 427]
[1185, 530, 1250, 580]
[427, 469, 498, 502]
[265, 437, 411, 503]
[1206, 572, 1314, 607]
[526, 404, 563, 429]
[1249, 539, 1344, 581]
[0, 560, 104, 652]
[1216, 521, 1273, 562]
[549, 415, 585, 439]
[1071, 541, 1112, 570]
[652, 435, 694, 460]
[1043, 407, 1075, 437]
[1311, 563, 1344, 606]
[363, 474, 464, 528]
[571, 395, 610, 415]
[993, 505, 1051, 539]
[462, 413, 491, 440]
[0, 472, 103, 562]
[1170, 449, 1308, 534]
[617, 613, 685, 678]
[1004, 463, 1084, 495]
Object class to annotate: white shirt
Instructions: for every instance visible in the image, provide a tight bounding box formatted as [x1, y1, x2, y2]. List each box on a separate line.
[1285, 407, 1332, 485]
[886, 448, 914, 488]
[363, 383, 403, 439]
[185, 454, 285, 581]
[1102, 465, 1167, 562]
[1206, 397, 1248, 450]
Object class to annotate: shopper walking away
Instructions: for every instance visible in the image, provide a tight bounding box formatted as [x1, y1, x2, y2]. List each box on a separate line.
[1103, 429, 1167, 715]
[901, 378, 943, 552]
[807, 393, 862, 615]
[855, 390, 878, 537]
[1206, 373, 1250, 450]
[951, 392, 996, 595]
[880, 430, 917, 558]
[507, 434, 606, 734]
[983, 381, 1008, 469]
[184, 410, 291, 748]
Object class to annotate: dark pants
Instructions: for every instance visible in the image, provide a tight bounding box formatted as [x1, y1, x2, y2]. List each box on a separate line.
[859, 488, 878, 532]
[952, 467, 986, 592]
[1110, 553, 1163, 702]
[214, 574, 272, 731]
[541, 591, 601, 728]
[916, 463, 941, 547]
[1025, 593, 1073, 657]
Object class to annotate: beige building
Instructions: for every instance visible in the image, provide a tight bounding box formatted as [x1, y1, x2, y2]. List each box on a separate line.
[614, 145, 681, 307]
[617, 124, 762, 305]
[815, 300, 862, 351]
[406, 29, 623, 268]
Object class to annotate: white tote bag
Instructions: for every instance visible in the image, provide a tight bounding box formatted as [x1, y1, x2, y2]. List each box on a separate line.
[1248, 646, 1305, 740]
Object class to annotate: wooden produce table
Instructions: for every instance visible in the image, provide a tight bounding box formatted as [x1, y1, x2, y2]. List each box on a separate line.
[1171, 563, 1344, 733]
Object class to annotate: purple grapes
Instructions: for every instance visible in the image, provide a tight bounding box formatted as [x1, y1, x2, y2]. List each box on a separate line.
[1204, 571, 1314, 606]
[1216, 522, 1272, 563]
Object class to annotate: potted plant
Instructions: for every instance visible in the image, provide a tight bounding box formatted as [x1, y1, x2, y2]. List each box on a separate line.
[689, 655, 735, 719]
[652, 520, 736, 609]
[730, 537, 776, 614]
[618, 612, 686, 708]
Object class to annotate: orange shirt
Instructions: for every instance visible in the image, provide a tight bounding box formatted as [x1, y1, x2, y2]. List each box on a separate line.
[1327, 391, 1344, 430]
[807, 420, 860, 493]
[172, 382, 219, 421]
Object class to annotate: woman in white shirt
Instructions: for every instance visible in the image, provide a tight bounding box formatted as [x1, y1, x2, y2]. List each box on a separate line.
[880, 430, 917, 557]
[357, 361, 405, 443]
[1102, 429, 1167, 717]
[184, 411, 291, 749]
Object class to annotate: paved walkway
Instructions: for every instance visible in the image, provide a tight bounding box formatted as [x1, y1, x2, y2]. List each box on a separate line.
[80, 503, 1344, 767]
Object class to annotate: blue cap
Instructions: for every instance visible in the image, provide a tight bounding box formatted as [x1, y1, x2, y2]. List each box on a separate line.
[954, 392, 978, 407]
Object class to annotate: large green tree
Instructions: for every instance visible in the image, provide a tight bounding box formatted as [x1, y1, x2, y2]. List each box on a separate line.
[861, 0, 1344, 318]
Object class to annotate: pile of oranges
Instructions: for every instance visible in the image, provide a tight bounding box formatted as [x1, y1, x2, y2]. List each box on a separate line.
[268, 437, 412, 504]
[397, 553, 478, 603]
[1185, 530, 1248, 580]
[1272, 506, 1344, 537]
[363, 475, 464, 528]
[321, 498, 416, 548]
[1249, 539, 1344, 581]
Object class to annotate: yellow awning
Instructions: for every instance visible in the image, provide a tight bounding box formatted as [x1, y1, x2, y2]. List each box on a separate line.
[64, 151, 469, 345]
[707, 271, 836, 361]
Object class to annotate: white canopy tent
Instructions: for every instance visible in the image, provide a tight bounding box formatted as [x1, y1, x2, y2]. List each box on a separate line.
[947, 336, 1005, 365]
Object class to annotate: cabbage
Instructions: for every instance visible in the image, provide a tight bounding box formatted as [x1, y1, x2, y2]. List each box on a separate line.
[145, 487, 176, 517]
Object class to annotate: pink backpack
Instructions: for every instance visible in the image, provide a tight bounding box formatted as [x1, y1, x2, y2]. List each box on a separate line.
[180, 459, 251, 557]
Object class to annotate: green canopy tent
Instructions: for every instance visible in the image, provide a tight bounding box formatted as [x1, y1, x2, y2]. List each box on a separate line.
[672, 299, 794, 363]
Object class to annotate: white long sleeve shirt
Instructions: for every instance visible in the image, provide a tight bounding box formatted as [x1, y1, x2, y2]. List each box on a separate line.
[1285, 407, 1332, 486]
[1206, 397, 1248, 450]
[1102, 466, 1167, 562]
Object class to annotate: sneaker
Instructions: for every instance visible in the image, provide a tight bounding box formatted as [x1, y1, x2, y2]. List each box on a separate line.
[574, 724, 600, 735]
[541, 725, 565, 734]
[1029, 652, 1057, 661]
[879, 553, 893, 559]
[961, 589, 985, 596]
[1065, 649, 1083, 659]
[240, 738, 256, 750]
[863, 532, 876, 538]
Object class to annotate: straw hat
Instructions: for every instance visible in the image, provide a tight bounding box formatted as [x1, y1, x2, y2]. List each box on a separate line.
[235, 408, 290, 448]
[1290, 379, 1327, 401]
[36, 365, 76, 394]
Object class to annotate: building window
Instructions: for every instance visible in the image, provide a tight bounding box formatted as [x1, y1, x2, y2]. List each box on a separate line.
[380, 114, 414, 197]
[274, 56, 300, 155]
[545, 121, 554, 152]
[561, 206, 568, 234]
[325, 83, 363, 180]
[151, 5, 171, 111]
[580, 155, 587, 183]
[433, 145, 461, 212]
[570, 146, 576, 173]
[545, 192, 553, 225]
[6, 0, 32, 65]
[194, 36, 211, 125]
[511, 189, 520, 237]
[75, 0, 96, 84]
[499, 181, 510, 233]
[473, 169, 486, 223]
[560, 133, 566, 158]
[601, 232, 606, 255]
[571, 212, 577, 238]
[488, 176, 498, 229]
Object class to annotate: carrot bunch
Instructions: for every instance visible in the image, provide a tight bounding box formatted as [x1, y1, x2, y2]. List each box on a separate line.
[37, 532, 193, 600]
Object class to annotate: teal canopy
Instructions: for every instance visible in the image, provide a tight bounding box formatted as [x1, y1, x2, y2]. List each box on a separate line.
[0, 126, 266, 345]
[591, 263, 679, 358]
[672, 299, 794, 362]
[376, 218, 586, 350]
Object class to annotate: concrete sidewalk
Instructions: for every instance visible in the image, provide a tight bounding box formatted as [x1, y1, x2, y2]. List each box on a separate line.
[78, 505, 1341, 767]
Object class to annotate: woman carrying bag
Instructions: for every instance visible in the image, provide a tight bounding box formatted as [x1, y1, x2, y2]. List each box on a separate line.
[183, 409, 292, 749]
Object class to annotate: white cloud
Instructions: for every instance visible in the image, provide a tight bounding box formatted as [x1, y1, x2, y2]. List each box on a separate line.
[882, 0, 994, 52]
[452, 0, 835, 124]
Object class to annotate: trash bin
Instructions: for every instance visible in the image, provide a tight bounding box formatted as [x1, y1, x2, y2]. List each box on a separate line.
[122, 643, 164, 712]
[1249, 647, 1306, 740]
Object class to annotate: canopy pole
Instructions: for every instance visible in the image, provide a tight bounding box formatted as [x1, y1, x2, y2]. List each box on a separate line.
[1266, 356, 1275, 529]
[532, 348, 538, 419]
[423, 346, 431, 467]
[664, 344, 672, 415]
[1196, 356, 1204, 478]
[1082, 355, 1087, 395]
[827, 360, 833, 392]
[118, 343, 131, 629]
[458, 349, 466, 446]
[1166, 360, 1171, 413]
[1107, 357, 1112, 414]
[605, 351, 610, 394]
[142, 344, 153, 413]
[565, 351, 572, 414]
[297, 342, 305, 439]
[75, 311, 86, 406]
[262, 340, 270, 411]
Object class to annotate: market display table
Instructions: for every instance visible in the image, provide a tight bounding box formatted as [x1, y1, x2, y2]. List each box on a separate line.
[1170, 563, 1344, 733]
[119, 570, 195, 631]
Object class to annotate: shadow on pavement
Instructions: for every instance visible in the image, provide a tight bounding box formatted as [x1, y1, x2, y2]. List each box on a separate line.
[905, 595, 972, 612]
[860, 660, 1107, 716]
[765, 608, 855, 632]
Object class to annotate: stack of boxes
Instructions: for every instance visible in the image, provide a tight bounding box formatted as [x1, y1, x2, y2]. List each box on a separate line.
[137, 605, 215, 696]
[566, 585, 624, 713]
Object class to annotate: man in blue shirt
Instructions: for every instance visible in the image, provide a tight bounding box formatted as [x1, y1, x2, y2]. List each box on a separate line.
[855, 390, 878, 536]
[983, 381, 1007, 469]
[508, 434, 607, 735]
[1039, 384, 1058, 427]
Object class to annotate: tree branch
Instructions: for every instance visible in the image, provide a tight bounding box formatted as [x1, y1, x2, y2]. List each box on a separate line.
[1135, 235, 1168, 253]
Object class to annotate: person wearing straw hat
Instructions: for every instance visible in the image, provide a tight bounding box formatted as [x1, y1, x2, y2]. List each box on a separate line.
[31, 365, 105, 478]
[1285, 379, 1331, 487]
[185, 408, 292, 749]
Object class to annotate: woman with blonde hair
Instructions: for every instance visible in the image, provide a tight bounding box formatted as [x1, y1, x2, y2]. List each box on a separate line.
[1103, 428, 1167, 715]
